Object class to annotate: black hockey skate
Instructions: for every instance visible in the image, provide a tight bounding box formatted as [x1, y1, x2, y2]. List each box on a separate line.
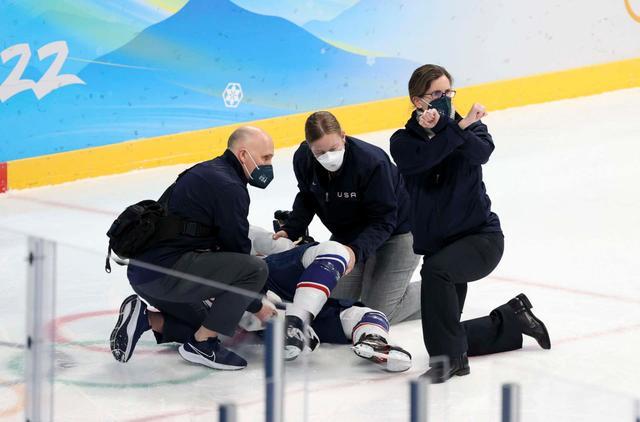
[284, 315, 319, 361]
[352, 334, 412, 372]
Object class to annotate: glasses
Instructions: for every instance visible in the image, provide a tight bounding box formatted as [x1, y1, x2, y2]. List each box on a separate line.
[422, 89, 456, 101]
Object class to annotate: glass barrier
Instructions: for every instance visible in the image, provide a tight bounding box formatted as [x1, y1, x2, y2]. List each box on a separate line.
[2, 230, 638, 422]
[486, 359, 638, 422]
[52, 242, 283, 421]
[0, 229, 28, 422]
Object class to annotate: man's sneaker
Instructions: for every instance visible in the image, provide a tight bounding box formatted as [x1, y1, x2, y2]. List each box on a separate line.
[178, 336, 247, 370]
[508, 293, 551, 350]
[110, 294, 150, 363]
[352, 334, 412, 372]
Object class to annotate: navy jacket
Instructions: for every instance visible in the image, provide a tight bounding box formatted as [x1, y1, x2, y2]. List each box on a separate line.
[390, 111, 501, 257]
[127, 149, 251, 285]
[283, 136, 411, 263]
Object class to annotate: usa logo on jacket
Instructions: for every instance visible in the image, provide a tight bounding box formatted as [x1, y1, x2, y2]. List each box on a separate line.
[337, 192, 357, 199]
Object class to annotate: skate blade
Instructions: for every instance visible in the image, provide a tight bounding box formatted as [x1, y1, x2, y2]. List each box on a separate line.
[352, 345, 412, 372]
[284, 345, 302, 361]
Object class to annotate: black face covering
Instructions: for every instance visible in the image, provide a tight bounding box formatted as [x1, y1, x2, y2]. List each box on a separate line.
[243, 151, 274, 189]
[248, 164, 274, 189]
[429, 96, 453, 119]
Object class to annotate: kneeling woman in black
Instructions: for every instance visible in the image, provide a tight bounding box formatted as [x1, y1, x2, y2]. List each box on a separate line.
[390, 64, 551, 383]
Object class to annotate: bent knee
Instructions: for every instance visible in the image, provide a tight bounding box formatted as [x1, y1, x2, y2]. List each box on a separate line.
[302, 241, 350, 271]
[420, 262, 450, 283]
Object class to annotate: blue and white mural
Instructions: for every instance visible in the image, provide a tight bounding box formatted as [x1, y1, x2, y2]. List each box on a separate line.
[1, 0, 638, 162]
[0, 0, 416, 161]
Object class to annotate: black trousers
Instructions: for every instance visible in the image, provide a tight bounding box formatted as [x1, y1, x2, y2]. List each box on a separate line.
[132, 251, 268, 342]
[420, 232, 523, 362]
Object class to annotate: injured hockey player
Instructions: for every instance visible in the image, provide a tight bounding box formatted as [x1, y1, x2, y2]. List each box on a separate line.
[243, 225, 412, 372]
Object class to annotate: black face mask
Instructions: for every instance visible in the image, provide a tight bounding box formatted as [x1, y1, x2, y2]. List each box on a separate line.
[429, 96, 453, 119]
[243, 151, 273, 189]
[249, 164, 274, 189]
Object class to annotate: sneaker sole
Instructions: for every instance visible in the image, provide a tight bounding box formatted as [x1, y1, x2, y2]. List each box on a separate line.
[178, 345, 246, 370]
[109, 295, 143, 363]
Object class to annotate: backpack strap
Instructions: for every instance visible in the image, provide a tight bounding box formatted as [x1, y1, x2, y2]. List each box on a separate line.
[105, 246, 112, 273]
[152, 215, 216, 243]
[156, 164, 217, 240]
[158, 164, 198, 205]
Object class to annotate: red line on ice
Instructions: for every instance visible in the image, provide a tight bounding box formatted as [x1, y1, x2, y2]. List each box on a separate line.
[487, 275, 640, 305]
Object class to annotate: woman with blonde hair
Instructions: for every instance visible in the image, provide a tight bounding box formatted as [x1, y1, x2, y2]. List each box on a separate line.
[274, 111, 420, 329]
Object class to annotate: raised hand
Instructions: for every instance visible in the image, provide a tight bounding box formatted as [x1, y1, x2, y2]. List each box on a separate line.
[418, 108, 440, 129]
[459, 103, 488, 130]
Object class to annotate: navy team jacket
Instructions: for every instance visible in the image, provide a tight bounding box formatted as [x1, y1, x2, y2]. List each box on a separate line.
[127, 149, 251, 285]
[390, 111, 502, 257]
[283, 136, 411, 263]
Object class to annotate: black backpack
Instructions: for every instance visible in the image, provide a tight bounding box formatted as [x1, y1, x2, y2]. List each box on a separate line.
[105, 167, 213, 273]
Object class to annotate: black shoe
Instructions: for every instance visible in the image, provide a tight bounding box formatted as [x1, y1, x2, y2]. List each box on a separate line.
[508, 293, 551, 350]
[178, 336, 247, 370]
[110, 295, 150, 363]
[421, 354, 470, 384]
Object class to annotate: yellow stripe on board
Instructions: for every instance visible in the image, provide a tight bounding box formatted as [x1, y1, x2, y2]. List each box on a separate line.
[8, 57, 640, 190]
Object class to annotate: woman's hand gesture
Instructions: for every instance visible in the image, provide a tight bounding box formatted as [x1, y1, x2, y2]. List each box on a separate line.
[418, 108, 440, 129]
[459, 103, 487, 130]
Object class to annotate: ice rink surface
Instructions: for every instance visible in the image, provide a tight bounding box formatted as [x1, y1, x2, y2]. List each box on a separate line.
[1, 89, 639, 421]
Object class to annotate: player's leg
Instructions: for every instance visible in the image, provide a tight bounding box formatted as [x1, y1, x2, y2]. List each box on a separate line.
[308, 299, 412, 372]
[329, 262, 364, 302]
[281, 241, 350, 360]
[263, 241, 349, 358]
[290, 241, 350, 320]
[341, 305, 412, 372]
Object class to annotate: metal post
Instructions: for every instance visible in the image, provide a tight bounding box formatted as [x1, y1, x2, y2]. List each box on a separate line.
[219, 403, 237, 422]
[635, 398, 639, 422]
[25, 237, 57, 422]
[501, 383, 521, 422]
[265, 317, 284, 422]
[410, 379, 428, 422]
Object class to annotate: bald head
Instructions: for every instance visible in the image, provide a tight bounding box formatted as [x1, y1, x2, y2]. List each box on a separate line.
[227, 126, 271, 151]
[228, 126, 274, 179]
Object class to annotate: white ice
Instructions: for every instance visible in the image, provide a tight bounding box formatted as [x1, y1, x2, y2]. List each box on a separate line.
[1, 88, 639, 421]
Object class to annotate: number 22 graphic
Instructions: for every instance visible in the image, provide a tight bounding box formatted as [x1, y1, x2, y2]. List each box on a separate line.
[0, 41, 85, 102]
